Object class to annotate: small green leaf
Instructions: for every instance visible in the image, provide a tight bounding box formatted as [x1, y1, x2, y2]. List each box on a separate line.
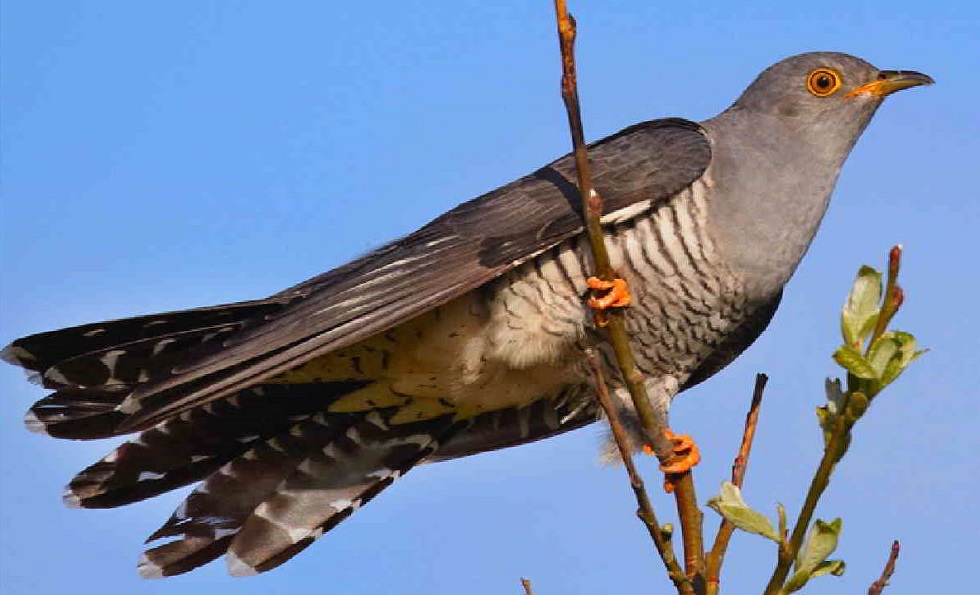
[785, 518, 845, 592]
[867, 336, 899, 378]
[786, 559, 847, 592]
[706, 481, 780, 542]
[879, 331, 926, 387]
[811, 559, 846, 578]
[833, 345, 878, 380]
[841, 266, 883, 346]
[796, 518, 842, 573]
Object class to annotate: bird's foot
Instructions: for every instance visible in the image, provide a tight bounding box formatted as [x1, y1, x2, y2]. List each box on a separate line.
[659, 428, 701, 493]
[586, 277, 632, 315]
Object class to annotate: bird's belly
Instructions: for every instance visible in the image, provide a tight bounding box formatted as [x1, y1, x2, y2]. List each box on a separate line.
[270, 286, 586, 423]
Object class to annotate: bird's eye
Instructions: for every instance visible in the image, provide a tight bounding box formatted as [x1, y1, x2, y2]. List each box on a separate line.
[806, 68, 842, 97]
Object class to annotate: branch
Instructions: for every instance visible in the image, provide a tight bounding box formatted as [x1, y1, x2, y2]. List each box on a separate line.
[729, 375, 767, 488]
[867, 541, 900, 595]
[586, 351, 692, 593]
[704, 374, 767, 594]
[870, 246, 903, 343]
[520, 577, 534, 595]
[552, 1, 704, 586]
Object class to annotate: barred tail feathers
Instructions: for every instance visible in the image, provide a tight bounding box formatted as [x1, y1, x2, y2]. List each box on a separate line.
[139, 410, 467, 578]
[65, 382, 369, 509]
[138, 411, 367, 578]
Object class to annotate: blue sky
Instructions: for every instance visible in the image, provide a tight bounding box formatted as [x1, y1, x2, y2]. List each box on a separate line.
[1, 2, 977, 594]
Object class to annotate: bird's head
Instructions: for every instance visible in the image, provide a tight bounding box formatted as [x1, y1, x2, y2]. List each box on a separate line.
[729, 51, 932, 152]
[702, 52, 933, 292]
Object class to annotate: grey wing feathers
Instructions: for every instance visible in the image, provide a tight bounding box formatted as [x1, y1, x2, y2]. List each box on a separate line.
[7, 300, 291, 439]
[114, 118, 711, 431]
[2, 300, 288, 387]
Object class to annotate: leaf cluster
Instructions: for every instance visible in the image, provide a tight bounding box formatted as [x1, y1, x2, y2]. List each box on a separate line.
[708, 251, 923, 594]
[707, 484, 845, 593]
[835, 265, 924, 401]
[823, 262, 925, 460]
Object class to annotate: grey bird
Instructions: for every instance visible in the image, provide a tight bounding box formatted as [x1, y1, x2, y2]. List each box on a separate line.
[2, 51, 931, 578]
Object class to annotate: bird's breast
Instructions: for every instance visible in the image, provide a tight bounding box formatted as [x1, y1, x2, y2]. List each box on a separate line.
[275, 180, 753, 421]
[597, 179, 751, 393]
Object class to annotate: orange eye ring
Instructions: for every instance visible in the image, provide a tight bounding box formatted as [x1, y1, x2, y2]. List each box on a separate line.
[806, 68, 842, 97]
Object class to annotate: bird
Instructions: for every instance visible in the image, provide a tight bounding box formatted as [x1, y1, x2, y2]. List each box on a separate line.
[3, 52, 931, 578]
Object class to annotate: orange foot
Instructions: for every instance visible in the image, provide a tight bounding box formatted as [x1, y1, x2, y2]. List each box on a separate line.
[586, 277, 632, 310]
[659, 428, 701, 493]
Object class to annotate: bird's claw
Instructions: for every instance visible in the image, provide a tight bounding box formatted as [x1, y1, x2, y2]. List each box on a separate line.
[586, 277, 632, 310]
[659, 428, 701, 493]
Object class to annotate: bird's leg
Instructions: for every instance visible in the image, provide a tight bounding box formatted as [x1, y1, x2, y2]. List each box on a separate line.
[659, 428, 701, 493]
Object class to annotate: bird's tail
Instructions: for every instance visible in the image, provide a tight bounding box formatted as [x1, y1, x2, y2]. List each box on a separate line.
[137, 408, 468, 578]
[63, 380, 597, 578]
[63, 382, 368, 509]
[6, 303, 600, 578]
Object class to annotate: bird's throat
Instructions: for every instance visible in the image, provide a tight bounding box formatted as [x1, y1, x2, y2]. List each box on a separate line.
[700, 111, 848, 299]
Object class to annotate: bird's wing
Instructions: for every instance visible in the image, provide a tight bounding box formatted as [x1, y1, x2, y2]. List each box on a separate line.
[5, 300, 295, 439]
[10, 118, 710, 433]
[4, 300, 289, 389]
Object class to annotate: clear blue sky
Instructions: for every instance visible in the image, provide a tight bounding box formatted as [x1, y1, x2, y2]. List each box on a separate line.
[2, 2, 976, 594]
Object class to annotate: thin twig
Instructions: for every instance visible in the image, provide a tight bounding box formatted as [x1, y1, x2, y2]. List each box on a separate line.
[586, 351, 692, 593]
[704, 374, 767, 594]
[552, 1, 704, 586]
[729, 374, 767, 488]
[870, 246, 903, 343]
[551, 0, 669, 455]
[762, 416, 845, 595]
[867, 541, 900, 595]
[520, 577, 534, 595]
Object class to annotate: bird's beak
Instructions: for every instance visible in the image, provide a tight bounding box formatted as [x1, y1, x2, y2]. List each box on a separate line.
[846, 70, 934, 99]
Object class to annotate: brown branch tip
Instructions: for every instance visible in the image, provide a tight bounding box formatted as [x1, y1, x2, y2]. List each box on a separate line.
[868, 540, 900, 595]
[520, 578, 534, 595]
[732, 373, 767, 487]
[704, 374, 768, 594]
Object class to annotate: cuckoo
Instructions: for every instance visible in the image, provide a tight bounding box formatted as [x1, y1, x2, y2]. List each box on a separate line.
[3, 52, 932, 577]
